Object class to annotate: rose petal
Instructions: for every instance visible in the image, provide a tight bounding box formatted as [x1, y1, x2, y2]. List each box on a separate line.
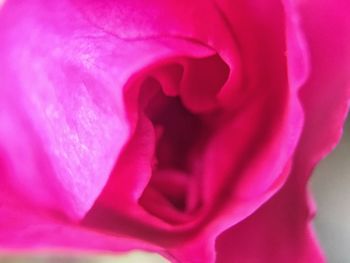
[215, 175, 324, 263]
[162, 0, 309, 261]
[1, 0, 348, 261]
[0, 194, 159, 253]
[0, 0, 130, 220]
[0, 0, 228, 251]
[215, 0, 350, 261]
[0, 0, 213, 222]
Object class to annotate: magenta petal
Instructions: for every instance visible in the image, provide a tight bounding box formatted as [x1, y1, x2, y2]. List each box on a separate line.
[0, 0, 219, 252]
[0, 0, 213, 222]
[1, 0, 349, 261]
[215, 0, 350, 261]
[0, 196, 159, 253]
[158, 1, 308, 262]
[215, 176, 325, 263]
[0, 0, 132, 220]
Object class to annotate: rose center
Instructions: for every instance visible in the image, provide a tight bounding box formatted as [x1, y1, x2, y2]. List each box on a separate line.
[146, 84, 203, 172]
[136, 55, 229, 224]
[138, 77, 207, 218]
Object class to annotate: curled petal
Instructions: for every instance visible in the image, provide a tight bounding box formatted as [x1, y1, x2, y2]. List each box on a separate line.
[215, 0, 350, 261]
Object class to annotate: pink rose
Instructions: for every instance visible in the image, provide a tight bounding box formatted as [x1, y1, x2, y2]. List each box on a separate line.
[0, 0, 349, 262]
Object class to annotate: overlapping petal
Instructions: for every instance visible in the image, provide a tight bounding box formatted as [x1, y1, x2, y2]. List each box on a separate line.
[0, 0, 348, 262]
[215, 0, 350, 261]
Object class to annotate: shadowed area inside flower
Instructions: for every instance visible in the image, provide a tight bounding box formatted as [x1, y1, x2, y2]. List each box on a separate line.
[142, 89, 204, 214]
[83, 38, 294, 240]
[86, 54, 231, 226]
[139, 56, 229, 222]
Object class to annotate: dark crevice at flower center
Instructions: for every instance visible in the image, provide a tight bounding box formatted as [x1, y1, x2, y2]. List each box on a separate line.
[139, 77, 206, 215]
[144, 82, 204, 172]
[138, 55, 230, 223]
